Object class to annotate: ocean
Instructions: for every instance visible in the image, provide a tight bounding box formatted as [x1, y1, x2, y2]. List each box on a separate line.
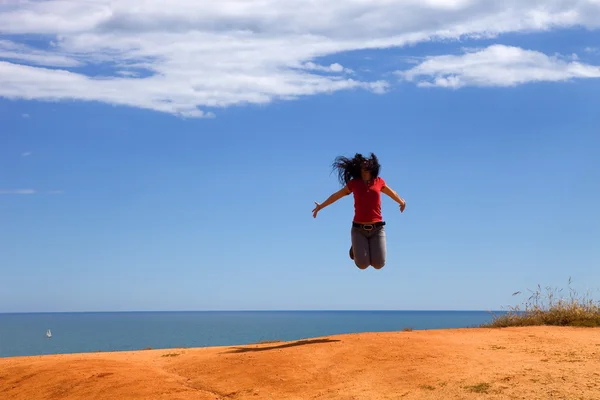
[0, 310, 501, 358]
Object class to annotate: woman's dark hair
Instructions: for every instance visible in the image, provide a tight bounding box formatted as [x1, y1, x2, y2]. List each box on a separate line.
[331, 153, 380, 185]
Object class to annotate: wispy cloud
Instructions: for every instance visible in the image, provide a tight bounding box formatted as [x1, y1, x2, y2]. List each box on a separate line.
[1, 1, 600, 117]
[0, 189, 63, 195]
[397, 45, 600, 88]
[0, 40, 81, 67]
[21, 151, 31, 157]
[0, 189, 36, 195]
[301, 62, 354, 75]
[115, 70, 139, 77]
[21, 113, 30, 118]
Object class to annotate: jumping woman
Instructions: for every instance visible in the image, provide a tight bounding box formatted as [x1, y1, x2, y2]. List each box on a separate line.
[312, 153, 406, 270]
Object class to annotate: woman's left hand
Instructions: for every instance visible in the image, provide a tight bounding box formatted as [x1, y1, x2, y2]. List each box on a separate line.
[399, 200, 406, 213]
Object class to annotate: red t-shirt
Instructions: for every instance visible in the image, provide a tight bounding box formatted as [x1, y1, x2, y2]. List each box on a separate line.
[347, 177, 386, 223]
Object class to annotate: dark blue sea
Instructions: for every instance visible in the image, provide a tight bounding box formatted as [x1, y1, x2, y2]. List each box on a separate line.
[0, 311, 502, 358]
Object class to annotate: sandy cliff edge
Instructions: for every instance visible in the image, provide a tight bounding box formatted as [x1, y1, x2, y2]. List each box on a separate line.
[1, 326, 599, 400]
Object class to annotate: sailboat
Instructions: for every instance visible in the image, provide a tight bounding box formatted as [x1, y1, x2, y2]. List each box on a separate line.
[46, 329, 52, 338]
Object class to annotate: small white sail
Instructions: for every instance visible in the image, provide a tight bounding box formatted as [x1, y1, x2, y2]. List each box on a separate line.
[46, 329, 52, 338]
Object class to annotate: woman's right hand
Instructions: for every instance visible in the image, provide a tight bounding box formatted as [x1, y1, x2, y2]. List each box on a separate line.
[312, 202, 321, 218]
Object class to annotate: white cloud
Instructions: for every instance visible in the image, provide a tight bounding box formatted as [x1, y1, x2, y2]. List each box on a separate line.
[0, 60, 382, 118]
[0, 189, 36, 195]
[21, 151, 31, 157]
[302, 62, 354, 74]
[0, 40, 81, 67]
[21, 113, 30, 118]
[398, 45, 600, 88]
[115, 70, 138, 77]
[1, 0, 600, 117]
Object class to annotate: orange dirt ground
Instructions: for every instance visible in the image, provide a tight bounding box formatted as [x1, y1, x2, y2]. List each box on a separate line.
[1, 326, 599, 399]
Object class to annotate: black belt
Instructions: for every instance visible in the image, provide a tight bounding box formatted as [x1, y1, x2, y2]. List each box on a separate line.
[352, 221, 385, 231]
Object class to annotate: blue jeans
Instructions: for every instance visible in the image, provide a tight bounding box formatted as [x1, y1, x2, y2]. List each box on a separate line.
[351, 225, 386, 269]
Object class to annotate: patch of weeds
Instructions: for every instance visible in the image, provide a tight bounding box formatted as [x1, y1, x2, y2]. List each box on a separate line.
[464, 382, 491, 393]
[490, 345, 506, 350]
[402, 327, 413, 332]
[161, 353, 180, 357]
[419, 384, 435, 391]
[481, 278, 600, 328]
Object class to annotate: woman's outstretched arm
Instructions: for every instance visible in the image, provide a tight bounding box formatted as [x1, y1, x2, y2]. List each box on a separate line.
[313, 186, 351, 218]
[382, 185, 406, 212]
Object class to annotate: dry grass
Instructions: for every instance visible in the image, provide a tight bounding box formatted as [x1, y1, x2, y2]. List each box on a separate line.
[161, 353, 181, 357]
[482, 278, 600, 328]
[464, 382, 491, 393]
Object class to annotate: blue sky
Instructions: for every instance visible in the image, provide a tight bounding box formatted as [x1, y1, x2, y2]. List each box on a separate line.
[1, 1, 600, 312]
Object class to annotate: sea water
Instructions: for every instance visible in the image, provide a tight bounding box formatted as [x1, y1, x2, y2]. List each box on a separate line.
[0, 310, 501, 358]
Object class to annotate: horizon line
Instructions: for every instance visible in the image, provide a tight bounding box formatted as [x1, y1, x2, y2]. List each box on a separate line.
[0, 309, 508, 314]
